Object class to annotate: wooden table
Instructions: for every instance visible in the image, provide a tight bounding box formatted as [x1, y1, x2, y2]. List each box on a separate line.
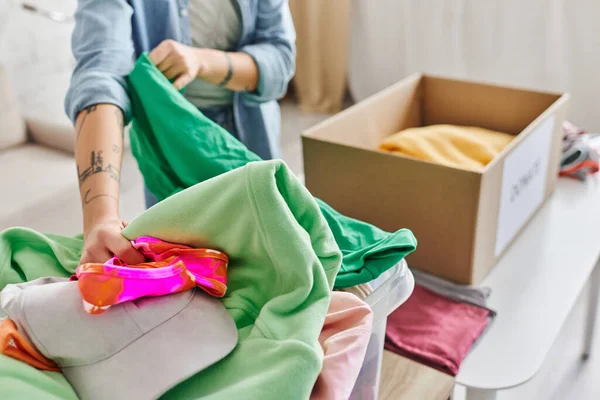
[455, 177, 600, 399]
[380, 351, 454, 400]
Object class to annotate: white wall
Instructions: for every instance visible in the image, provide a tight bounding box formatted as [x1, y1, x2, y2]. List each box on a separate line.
[349, 0, 600, 131]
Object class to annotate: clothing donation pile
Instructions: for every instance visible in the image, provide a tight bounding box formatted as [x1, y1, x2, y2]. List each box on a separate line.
[0, 54, 417, 400]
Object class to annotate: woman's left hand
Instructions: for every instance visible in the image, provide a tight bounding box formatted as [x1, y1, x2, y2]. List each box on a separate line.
[149, 40, 209, 90]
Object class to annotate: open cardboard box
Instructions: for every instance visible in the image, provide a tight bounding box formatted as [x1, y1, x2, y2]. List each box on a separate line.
[302, 74, 569, 284]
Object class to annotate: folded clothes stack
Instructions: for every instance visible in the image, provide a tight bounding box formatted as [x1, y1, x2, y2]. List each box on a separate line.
[410, 269, 496, 317]
[385, 270, 495, 376]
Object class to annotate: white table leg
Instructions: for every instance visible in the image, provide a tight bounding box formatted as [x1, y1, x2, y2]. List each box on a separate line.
[465, 387, 497, 400]
[583, 258, 600, 360]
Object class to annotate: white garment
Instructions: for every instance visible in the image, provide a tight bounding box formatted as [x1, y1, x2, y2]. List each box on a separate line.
[185, 0, 242, 108]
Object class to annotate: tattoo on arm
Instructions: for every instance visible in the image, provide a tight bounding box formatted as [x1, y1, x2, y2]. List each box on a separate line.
[112, 144, 120, 154]
[76, 105, 98, 140]
[115, 108, 124, 135]
[83, 189, 118, 205]
[77, 150, 121, 186]
[218, 52, 234, 87]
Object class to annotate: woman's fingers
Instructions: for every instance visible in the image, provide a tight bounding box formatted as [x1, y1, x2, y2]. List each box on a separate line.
[107, 232, 145, 264]
[173, 72, 194, 90]
[149, 39, 197, 89]
[156, 56, 174, 73]
[163, 64, 185, 80]
[149, 40, 175, 66]
[80, 248, 112, 265]
[114, 243, 146, 265]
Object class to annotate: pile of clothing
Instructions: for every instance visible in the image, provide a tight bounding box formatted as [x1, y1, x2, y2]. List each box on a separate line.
[560, 121, 600, 180]
[0, 55, 417, 400]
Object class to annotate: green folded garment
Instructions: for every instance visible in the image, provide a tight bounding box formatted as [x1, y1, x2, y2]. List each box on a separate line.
[128, 53, 417, 288]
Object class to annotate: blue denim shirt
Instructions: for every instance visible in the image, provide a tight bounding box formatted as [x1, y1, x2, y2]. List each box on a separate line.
[65, 0, 296, 159]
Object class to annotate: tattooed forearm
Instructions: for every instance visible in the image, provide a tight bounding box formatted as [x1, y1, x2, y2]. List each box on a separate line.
[76, 105, 98, 140]
[77, 150, 121, 186]
[83, 189, 118, 205]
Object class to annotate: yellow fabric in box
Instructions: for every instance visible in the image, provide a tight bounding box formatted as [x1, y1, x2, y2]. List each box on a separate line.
[379, 125, 515, 172]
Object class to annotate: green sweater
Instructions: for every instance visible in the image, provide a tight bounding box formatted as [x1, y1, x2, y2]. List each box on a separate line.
[129, 53, 416, 288]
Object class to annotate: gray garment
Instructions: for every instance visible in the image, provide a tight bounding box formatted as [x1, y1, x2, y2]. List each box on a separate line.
[412, 269, 497, 316]
[184, 0, 242, 108]
[1, 277, 238, 400]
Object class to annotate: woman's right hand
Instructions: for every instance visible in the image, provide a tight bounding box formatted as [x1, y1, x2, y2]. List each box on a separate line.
[80, 218, 145, 265]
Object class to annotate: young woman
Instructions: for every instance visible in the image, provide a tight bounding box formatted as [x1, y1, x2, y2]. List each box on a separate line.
[66, 0, 295, 265]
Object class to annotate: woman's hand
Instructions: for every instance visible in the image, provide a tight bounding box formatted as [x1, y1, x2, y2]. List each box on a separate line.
[149, 40, 215, 90]
[80, 217, 145, 265]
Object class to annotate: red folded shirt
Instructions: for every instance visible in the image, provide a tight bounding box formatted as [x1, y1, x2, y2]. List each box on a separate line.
[385, 284, 490, 376]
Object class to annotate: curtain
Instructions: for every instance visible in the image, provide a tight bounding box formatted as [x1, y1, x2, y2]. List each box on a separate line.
[289, 0, 350, 113]
[348, 0, 600, 130]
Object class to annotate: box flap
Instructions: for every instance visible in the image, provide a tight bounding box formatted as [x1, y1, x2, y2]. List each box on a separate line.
[423, 76, 561, 135]
[303, 74, 424, 148]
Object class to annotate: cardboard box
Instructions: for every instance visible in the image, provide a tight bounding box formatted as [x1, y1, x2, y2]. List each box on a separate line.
[302, 74, 569, 284]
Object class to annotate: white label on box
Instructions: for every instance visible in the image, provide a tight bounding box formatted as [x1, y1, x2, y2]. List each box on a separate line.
[495, 116, 555, 256]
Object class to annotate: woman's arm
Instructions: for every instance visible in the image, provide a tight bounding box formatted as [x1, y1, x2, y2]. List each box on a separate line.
[149, 41, 259, 92]
[239, 0, 296, 102]
[74, 104, 144, 264]
[75, 104, 122, 234]
[65, 0, 135, 123]
[66, 0, 143, 264]
[203, 50, 259, 93]
[149, 0, 296, 101]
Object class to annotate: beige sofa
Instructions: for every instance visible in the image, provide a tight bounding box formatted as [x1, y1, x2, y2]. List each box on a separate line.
[0, 65, 145, 236]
